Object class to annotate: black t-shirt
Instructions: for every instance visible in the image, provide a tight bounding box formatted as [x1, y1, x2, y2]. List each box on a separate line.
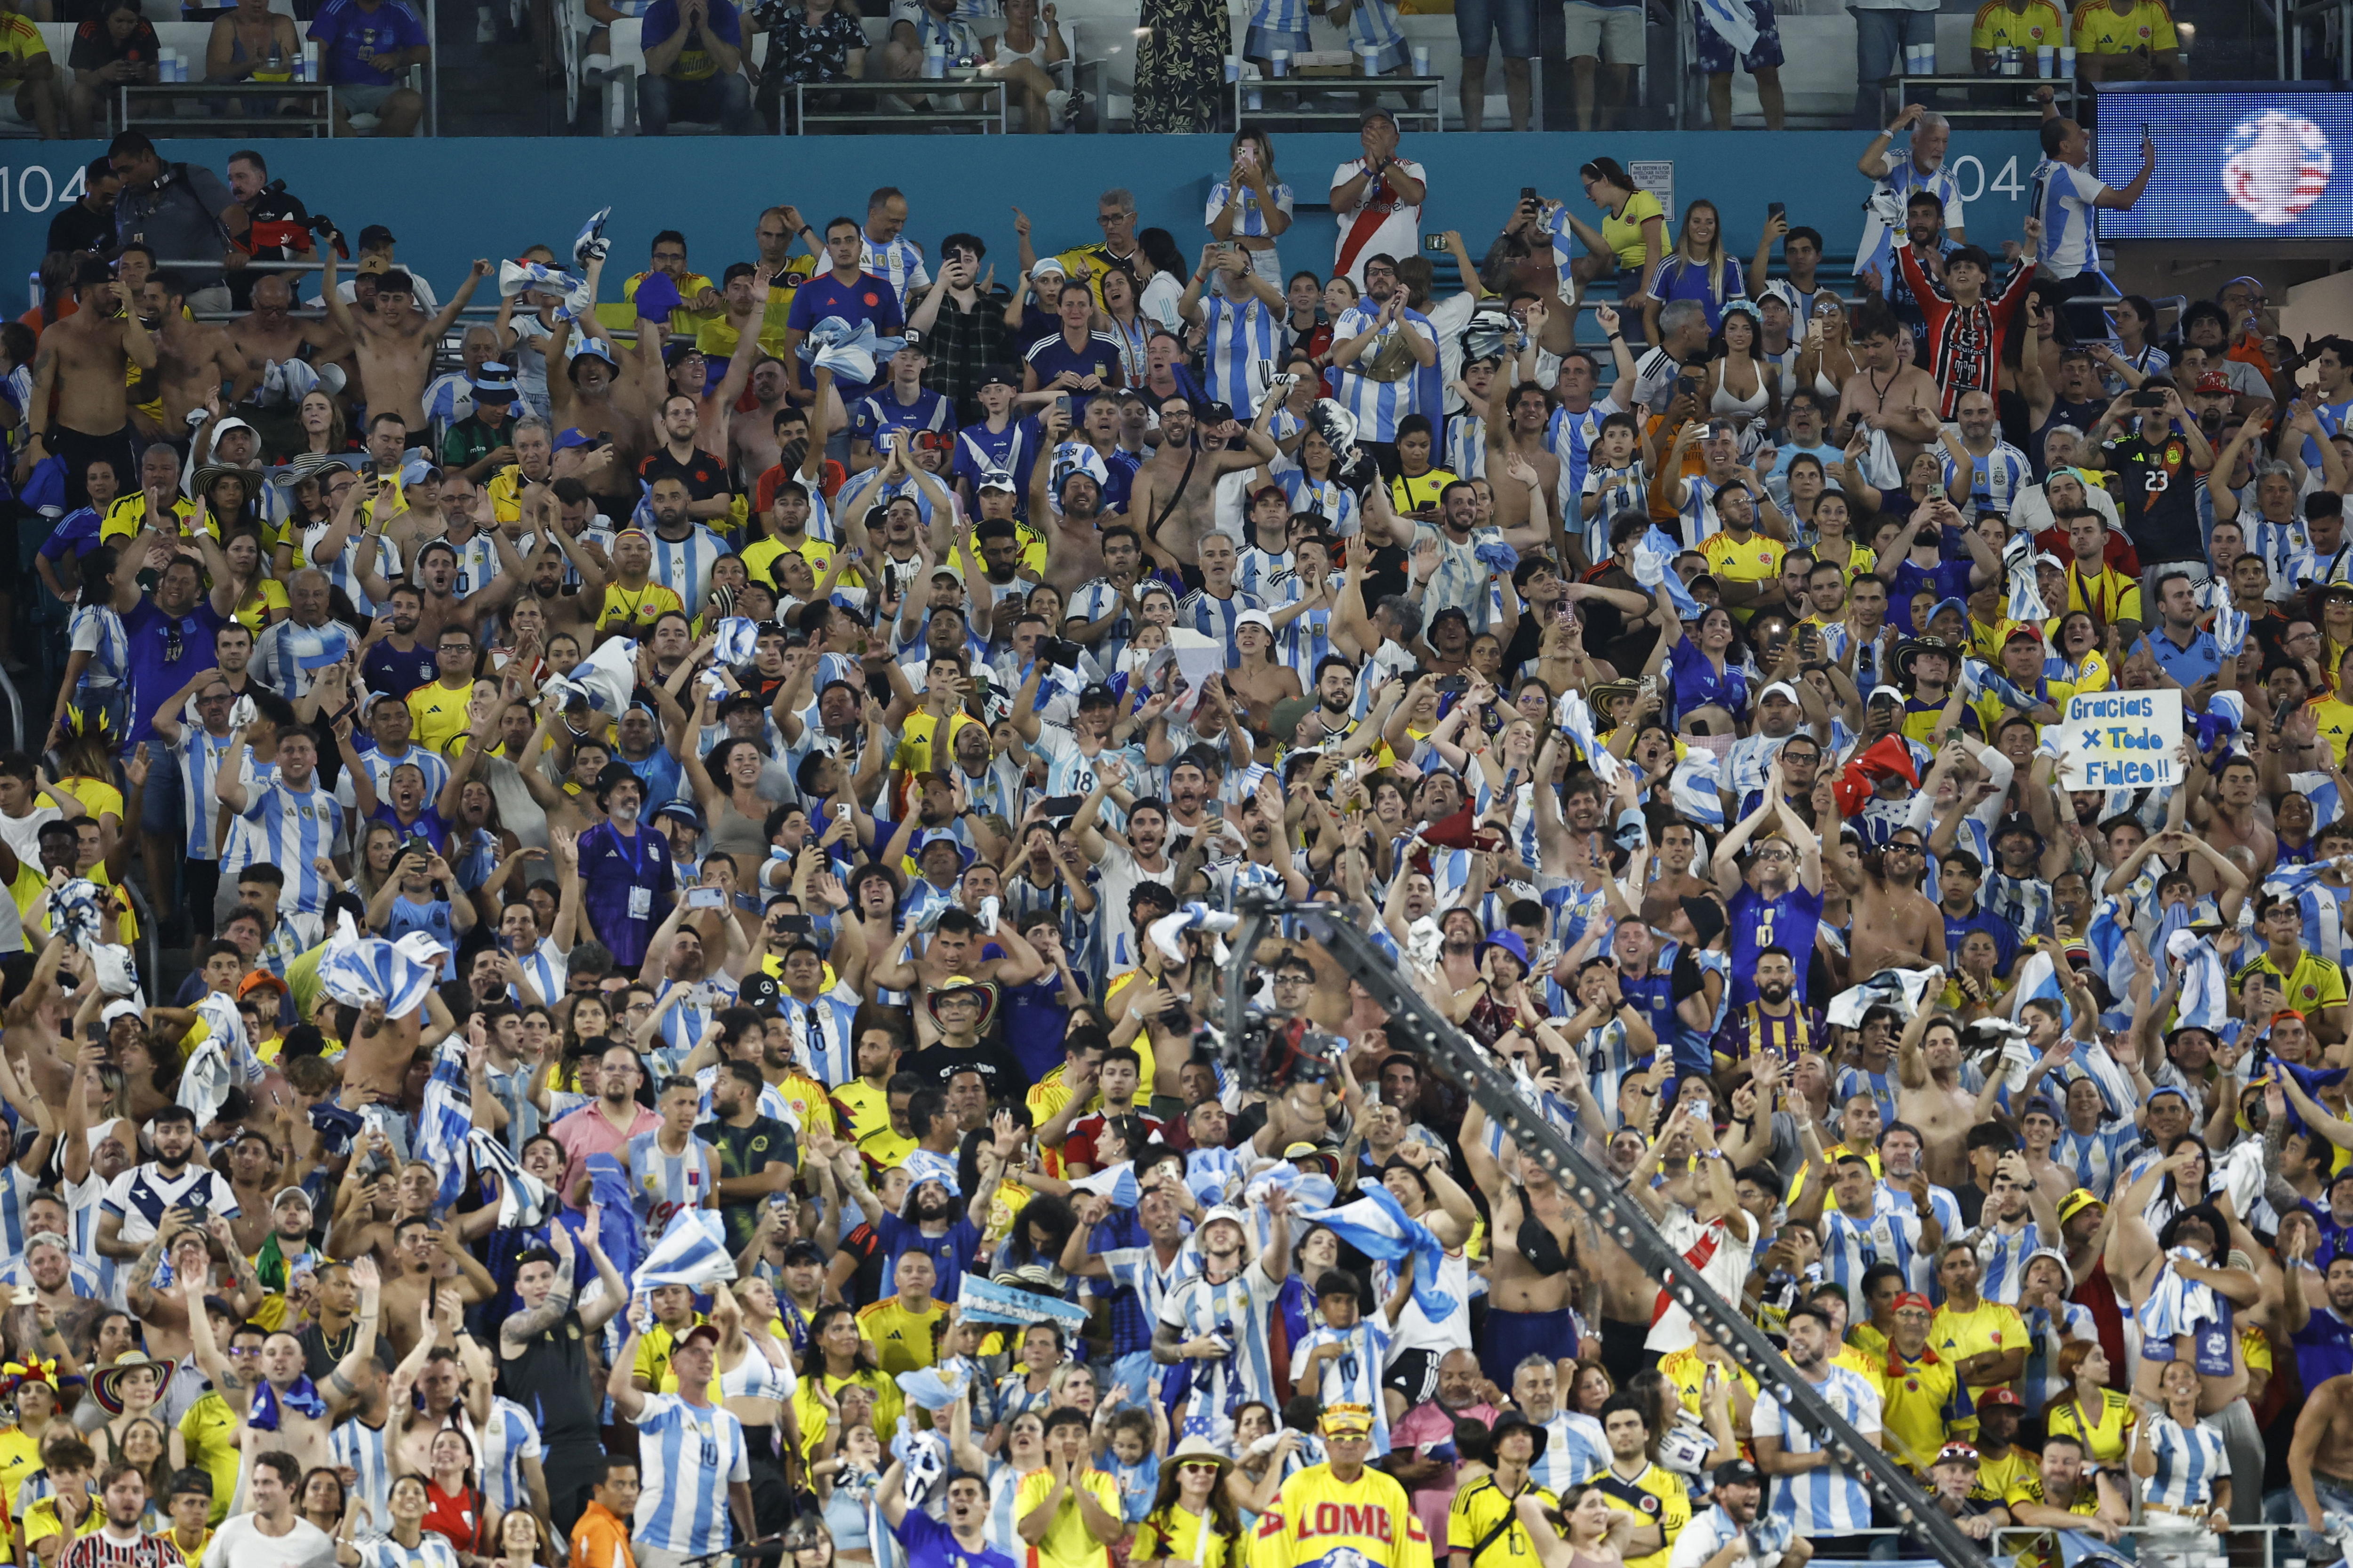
[905, 1039, 1029, 1100]
[697, 1113, 797, 1251]
[640, 447, 733, 504]
[45, 199, 115, 260]
[2103, 430, 2204, 564]
[68, 16, 158, 70]
[1579, 562, 1657, 678]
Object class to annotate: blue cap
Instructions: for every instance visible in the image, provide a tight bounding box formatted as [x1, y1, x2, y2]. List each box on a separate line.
[1484, 931, 1531, 968]
[1925, 596, 1968, 627]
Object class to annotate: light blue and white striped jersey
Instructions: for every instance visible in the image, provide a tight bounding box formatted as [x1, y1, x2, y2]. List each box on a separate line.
[1235, 544, 1292, 601]
[2051, 1125, 2136, 1200]
[1030, 724, 1138, 802]
[633, 1394, 752, 1554]
[1335, 0, 1405, 60]
[1181, 586, 1265, 660]
[173, 726, 243, 861]
[1941, 441, 2032, 516]
[337, 740, 453, 816]
[1329, 306, 1436, 442]
[2142, 1412, 2229, 1510]
[1204, 178, 1296, 242]
[1067, 576, 1136, 664]
[331, 1419, 393, 1528]
[512, 936, 568, 1010]
[2030, 159, 2110, 282]
[654, 973, 742, 1056]
[859, 233, 931, 308]
[1443, 410, 1487, 482]
[777, 981, 862, 1086]
[442, 525, 503, 600]
[624, 1128, 719, 1242]
[232, 777, 346, 914]
[0, 1167, 40, 1272]
[1543, 398, 1624, 514]
[1984, 871, 2053, 941]
[1271, 574, 1334, 682]
[1834, 1064, 1900, 1136]
[352, 1529, 461, 1568]
[67, 603, 130, 695]
[1276, 467, 1360, 537]
[479, 1395, 546, 1520]
[1098, 1242, 1198, 1354]
[1412, 521, 1501, 634]
[1245, 0, 1309, 30]
[1818, 1205, 1925, 1300]
[1974, 1219, 2042, 1305]
[1289, 1318, 1394, 1454]
[690, 1064, 794, 1128]
[302, 520, 404, 616]
[1753, 1366, 1882, 1532]
[252, 616, 363, 702]
[1579, 464, 1649, 558]
[1530, 1411, 1607, 1493]
[1201, 295, 1281, 421]
[1156, 1257, 1281, 1416]
[2307, 395, 2353, 471]
[651, 524, 733, 613]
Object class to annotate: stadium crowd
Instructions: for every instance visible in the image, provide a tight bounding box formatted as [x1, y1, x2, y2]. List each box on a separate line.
[0, 92, 2349, 1568]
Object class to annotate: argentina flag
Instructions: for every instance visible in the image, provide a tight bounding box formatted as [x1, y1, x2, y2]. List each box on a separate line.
[416, 1043, 474, 1207]
[1669, 751, 1727, 828]
[468, 1129, 551, 1230]
[317, 913, 440, 1020]
[799, 316, 908, 385]
[1555, 688, 1625, 785]
[1631, 526, 1704, 620]
[544, 638, 640, 717]
[1297, 1185, 1459, 1322]
[633, 1208, 736, 1291]
[1067, 1162, 1140, 1210]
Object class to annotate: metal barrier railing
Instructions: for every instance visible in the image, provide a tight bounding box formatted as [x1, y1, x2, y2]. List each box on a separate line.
[1785, 1520, 2295, 1568]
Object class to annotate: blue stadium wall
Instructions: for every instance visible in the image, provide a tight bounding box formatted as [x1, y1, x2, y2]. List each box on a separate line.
[2, 131, 2047, 299]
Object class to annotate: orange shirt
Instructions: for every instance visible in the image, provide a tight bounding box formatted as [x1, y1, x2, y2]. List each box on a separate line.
[570, 1501, 635, 1568]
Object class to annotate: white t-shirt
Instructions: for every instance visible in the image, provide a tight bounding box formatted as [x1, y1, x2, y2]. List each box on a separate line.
[208, 1513, 338, 1568]
[1329, 157, 1427, 285]
[0, 805, 60, 868]
[2033, 160, 2108, 280]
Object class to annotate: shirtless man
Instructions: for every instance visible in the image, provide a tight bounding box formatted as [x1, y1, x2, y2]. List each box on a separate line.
[16, 259, 153, 509]
[133, 276, 245, 432]
[1834, 301, 1943, 474]
[389, 1291, 494, 1478]
[645, 261, 776, 464]
[227, 272, 348, 406]
[1031, 419, 1117, 600]
[2189, 759, 2276, 881]
[373, 1215, 494, 1363]
[1834, 825, 1947, 982]
[729, 355, 793, 484]
[1124, 391, 1275, 575]
[547, 258, 662, 474]
[186, 1260, 384, 1480]
[341, 998, 425, 1103]
[2290, 1373, 2353, 1562]
[320, 235, 490, 430]
[1463, 1099, 1597, 1390]
[1895, 1011, 2005, 1187]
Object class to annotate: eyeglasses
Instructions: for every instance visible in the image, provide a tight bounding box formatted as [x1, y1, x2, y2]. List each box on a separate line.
[1177, 1462, 1222, 1476]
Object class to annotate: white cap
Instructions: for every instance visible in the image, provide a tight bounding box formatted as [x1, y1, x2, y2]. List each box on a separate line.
[1031, 257, 1067, 279]
[1201, 1205, 1250, 1235]
[101, 1000, 141, 1027]
[1235, 609, 1275, 634]
[1758, 681, 1801, 706]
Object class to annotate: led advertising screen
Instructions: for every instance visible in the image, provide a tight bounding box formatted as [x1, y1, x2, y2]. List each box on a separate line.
[2094, 90, 2349, 240]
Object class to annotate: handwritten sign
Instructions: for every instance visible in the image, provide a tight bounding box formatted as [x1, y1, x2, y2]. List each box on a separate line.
[2056, 689, 2182, 791]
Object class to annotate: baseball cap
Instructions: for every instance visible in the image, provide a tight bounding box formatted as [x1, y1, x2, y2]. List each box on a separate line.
[1935, 1442, 1981, 1467]
[1758, 681, 1800, 706]
[272, 1185, 312, 1211]
[2195, 371, 2232, 394]
[1713, 1458, 1762, 1488]
[2145, 1084, 2192, 1108]
[1201, 1205, 1249, 1235]
[978, 364, 1021, 391]
[1977, 1387, 2023, 1409]
[1236, 609, 1275, 635]
[357, 224, 396, 249]
[679, 1324, 722, 1352]
[1319, 1402, 1375, 1436]
[652, 800, 704, 829]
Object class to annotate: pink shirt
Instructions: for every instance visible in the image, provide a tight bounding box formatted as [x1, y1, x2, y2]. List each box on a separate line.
[552, 1100, 661, 1205]
[1391, 1397, 1499, 1544]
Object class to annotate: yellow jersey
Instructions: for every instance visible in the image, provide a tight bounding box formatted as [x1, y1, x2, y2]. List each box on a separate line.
[1929, 1298, 2026, 1434]
[1970, 0, 2065, 47]
[2308, 696, 2353, 765]
[1969, 1441, 2039, 1505]
[1601, 191, 1667, 271]
[98, 494, 202, 543]
[856, 1295, 948, 1377]
[1699, 530, 1786, 620]
[2071, 0, 2177, 50]
[406, 678, 476, 756]
[20, 1495, 103, 1555]
[1257, 1463, 1434, 1568]
[2233, 947, 2348, 1016]
[1014, 1464, 1124, 1568]
[0, 12, 47, 66]
[1872, 1349, 1961, 1472]
[1656, 1348, 1759, 1425]
[1134, 1505, 1236, 1568]
[2043, 1388, 2135, 1470]
[1449, 1476, 1559, 1568]
[832, 1079, 892, 1144]
[598, 578, 688, 633]
[791, 1370, 900, 1459]
[632, 1314, 711, 1391]
[1593, 1464, 1689, 1568]
[741, 535, 833, 592]
[2065, 567, 2142, 628]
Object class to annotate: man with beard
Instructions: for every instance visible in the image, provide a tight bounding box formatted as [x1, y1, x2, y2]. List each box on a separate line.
[2005, 1432, 2128, 1543]
[1751, 1305, 1881, 1554]
[1062, 1184, 1190, 1408]
[2285, 1242, 2353, 1392]
[130, 277, 246, 433]
[1031, 433, 1120, 602]
[836, 1096, 985, 1302]
[1832, 826, 1946, 983]
[1712, 778, 1825, 1008]
[227, 273, 348, 441]
[1706, 946, 1826, 1076]
[184, 1258, 384, 1479]
[1385, 1349, 1500, 1544]
[1154, 1194, 1295, 1441]
[904, 978, 1025, 1101]
[1064, 518, 1146, 660]
[1666, 1457, 1811, 1568]
[696, 1055, 800, 1252]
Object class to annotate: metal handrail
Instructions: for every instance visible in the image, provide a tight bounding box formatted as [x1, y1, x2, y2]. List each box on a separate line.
[0, 662, 27, 756]
[120, 875, 163, 1003]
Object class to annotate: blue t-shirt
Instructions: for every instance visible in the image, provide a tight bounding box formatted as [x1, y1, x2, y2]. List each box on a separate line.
[787, 272, 907, 400]
[1023, 329, 1124, 419]
[1943, 904, 2019, 978]
[367, 801, 451, 853]
[639, 0, 745, 63]
[1667, 635, 1748, 727]
[308, 0, 429, 86]
[1889, 555, 1977, 635]
[872, 1213, 980, 1304]
[383, 893, 456, 949]
[1644, 255, 1747, 334]
[619, 747, 687, 812]
[998, 974, 1070, 1086]
[122, 596, 228, 749]
[890, 1506, 1019, 1568]
[951, 416, 1044, 516]
[1728, 882, 1824, 1007]
[38, 508, 104, 565]
[361, 636, 439, 701]
[2143, 627, 2223, 690]
[577, 818, 671, 968]
[850, 387, 957, 452]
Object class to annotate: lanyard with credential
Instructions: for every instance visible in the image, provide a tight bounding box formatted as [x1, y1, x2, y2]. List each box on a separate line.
[613, 824, 646, 886]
